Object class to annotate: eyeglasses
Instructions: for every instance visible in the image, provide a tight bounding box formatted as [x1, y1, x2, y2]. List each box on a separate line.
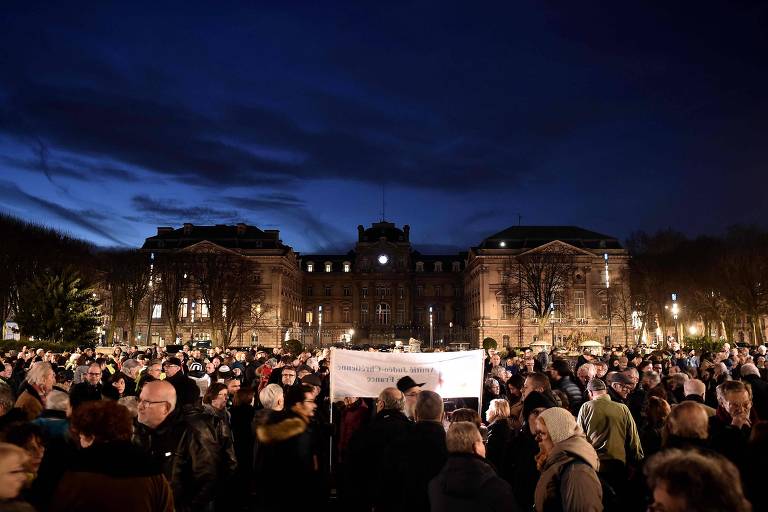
[138, 399, 169, 409]
[87, 372, 102, 376]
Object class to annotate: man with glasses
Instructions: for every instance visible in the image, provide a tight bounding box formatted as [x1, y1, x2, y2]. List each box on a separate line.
[577, 377, 643, 499]
[709, 380, 753, 467]
[280, 367, 297, 392]
[69, 362, 104, 409]
[133, 380, 220, 512]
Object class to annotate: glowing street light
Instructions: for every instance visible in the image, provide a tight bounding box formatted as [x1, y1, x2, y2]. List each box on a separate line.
[429, 306, 434, 349]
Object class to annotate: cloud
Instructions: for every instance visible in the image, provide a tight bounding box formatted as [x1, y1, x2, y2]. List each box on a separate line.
[130, 197, 241, 223]
[0, 180, 126, 245]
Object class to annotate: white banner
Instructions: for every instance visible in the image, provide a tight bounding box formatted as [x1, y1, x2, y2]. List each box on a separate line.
[329, 348, 484, 401]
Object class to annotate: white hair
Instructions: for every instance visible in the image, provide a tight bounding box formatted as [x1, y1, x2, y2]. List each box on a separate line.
[45, 390, 70, 412]
[259, 384, 284, 410]
[26, 362, 54, 386]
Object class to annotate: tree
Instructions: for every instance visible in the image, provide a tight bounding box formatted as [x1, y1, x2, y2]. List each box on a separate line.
[193, 251, 269, 347]
[111, 251, 152, 342]
[154, 252, 190, 344]
[15, 268, 100, 344]
[610, 271, 634, 345]
[513, 245, 576, 341]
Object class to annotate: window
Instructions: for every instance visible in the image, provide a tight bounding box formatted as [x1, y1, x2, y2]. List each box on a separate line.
[434, 262, 443, 272]
[343, 262, 351, 273]
[452, 261, 461, 272]
[553, 294, 564, 321]
[398, 287, 405, 299]
[434, 285, 442, 297]
[343, 286, 351, 297]
[376, 303, 391, 325]
[200, 301, 209, 318]
[396, 303, 405, 324]
[307, 286, 313, 296]
[454, 287, 462, 297]
[179, 297, 188, 318]
[306, 310, 313, 324]
[417, 285, 424, 297]
[574, 291, 585, 320]
[307, 262, 314, 272]
[325, 262, 332, 272]
[251, 332, 259, 344]
[324, 286, 332, 296]
[416, 262, 424, 272]
[500, 302, 514, 320]
[376, 286, 385, 297]
[361, 303, 369, 324]
[600, 297, 609, 320]
[343, 307, 351, 323]
[152, 304, 162, 319]
[416, 308, 426, 325]
[362, 287, 368, 298]
[325, 306, 332, 322]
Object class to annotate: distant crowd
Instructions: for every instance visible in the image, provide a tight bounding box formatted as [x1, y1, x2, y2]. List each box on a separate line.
[0, 340, 766, 511]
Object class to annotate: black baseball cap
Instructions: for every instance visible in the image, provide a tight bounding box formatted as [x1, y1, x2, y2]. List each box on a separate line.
[396, 376, 425, 393]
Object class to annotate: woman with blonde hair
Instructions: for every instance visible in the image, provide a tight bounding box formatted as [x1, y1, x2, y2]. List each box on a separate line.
[0, 442, 34, 511]
[485, 398, 513, 471]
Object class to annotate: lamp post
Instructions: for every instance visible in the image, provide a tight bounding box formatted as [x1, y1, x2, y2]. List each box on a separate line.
[429, 306, 434, 350]
[449, 321, 453, 345]
[550, 302, 555, 347]
[317, 305, 323, 346]
[671, 293, 679, 344]
[348, 328, 354, 345]
[604, 253, 611, 347]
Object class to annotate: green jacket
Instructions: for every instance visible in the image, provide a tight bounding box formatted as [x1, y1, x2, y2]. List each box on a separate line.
[576, 394, 643, 466]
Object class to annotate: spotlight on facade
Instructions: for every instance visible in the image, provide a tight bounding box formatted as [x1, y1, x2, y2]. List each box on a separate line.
[688, 325, 698, 336]
[499, 241, 506, 247]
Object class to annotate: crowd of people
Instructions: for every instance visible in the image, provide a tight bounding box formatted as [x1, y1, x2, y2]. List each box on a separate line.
[0, 340, 765, 511]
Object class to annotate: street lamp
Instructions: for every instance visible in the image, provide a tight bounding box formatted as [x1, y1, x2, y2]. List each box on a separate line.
[671, 293, 680, 343]
[604, 253, 612, 346]
[317, 305, 323, 346]
[429, 306, 434, 350]
[550, 302, 556, 347]
[348, 328, 354, 344]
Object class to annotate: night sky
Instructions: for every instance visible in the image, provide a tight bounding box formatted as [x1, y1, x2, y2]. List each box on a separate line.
[2, 1, 767, 253]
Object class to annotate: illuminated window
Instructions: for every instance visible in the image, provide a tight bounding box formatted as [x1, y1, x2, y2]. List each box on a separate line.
[361, 303, 369, 324]
[343, 262, 351, 273]
[152, 304, 162, 319]
[434, 262, 443, 272]
[179, 297, 188, 317]
[376, 303, 390, 325]
[574, 291, 585, 320]
[200, 301, 209, 318]
[452, 261, 461, 272]
[325, 262, 332, 272]
[307, 262, 314, 272]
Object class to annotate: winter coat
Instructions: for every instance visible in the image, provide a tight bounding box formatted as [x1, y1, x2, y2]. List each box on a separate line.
[428, 452, 519, 512]
[51, 441, 173, 512]
[253, 410, 319, 511]
[202, 404, 238, 478]
[14, 386, 44, 420]
[166, 372, 202, 411]
[534, 434, 603, 512]
[132, 409, 220, 512]
[344, 408, 413, 511]
[383, 420, 447, 512]
[743, 374, 768, 421]
[556, 376, 584, 414]
[708, 408, 751, 469]
[338, 398, 369, 461]
[486, 419, 513, 472]
[501, 425, 540, 511]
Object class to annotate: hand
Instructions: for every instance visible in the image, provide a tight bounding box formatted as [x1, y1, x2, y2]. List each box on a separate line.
[732, 412, 751, 429]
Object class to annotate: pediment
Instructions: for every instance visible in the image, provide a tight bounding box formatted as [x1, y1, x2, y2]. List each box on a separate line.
[517, 240, 597, 258]
[180, 241, 243, 256]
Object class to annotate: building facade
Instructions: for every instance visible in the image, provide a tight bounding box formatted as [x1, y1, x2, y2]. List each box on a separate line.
[129, 221, 631, 348]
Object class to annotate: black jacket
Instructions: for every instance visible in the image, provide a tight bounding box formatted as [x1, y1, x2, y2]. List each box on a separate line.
[486, 419, 513, 472]
[344, 408, 413, 511]
[556, 376, 584, 414]
[68, 382, 103, 409]
[166, 372, 202, 410]
[429, 453, 519, 512]
[743, 374, 768, 421]
[132, 409, 220, 512]
[383, 420, 447, 512]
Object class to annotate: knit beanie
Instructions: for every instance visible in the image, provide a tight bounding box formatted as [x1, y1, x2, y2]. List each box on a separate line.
[539, 407, 581, 444]
[522, 391, 557, 419]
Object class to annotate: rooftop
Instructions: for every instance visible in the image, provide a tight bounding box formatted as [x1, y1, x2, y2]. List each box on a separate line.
[478, 225, 623, 250]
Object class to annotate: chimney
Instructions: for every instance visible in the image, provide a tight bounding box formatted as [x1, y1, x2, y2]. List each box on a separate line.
[236, 222, 247, 235]
[183, 223, 193, 235]
[357, 225, 365, 241]
[403, 224, 410, 241]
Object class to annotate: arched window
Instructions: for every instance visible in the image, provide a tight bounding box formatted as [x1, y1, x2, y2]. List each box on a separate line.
[376, 303, 391, 325]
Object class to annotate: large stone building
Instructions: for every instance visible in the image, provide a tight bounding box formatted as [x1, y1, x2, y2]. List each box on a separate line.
[130, 221, 630, 348]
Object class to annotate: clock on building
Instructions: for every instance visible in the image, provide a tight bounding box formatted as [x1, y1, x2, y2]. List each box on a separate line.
[378, 254, 389, 265]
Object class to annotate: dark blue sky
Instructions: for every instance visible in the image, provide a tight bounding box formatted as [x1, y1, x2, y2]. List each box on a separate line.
[2, 1, 767, 252]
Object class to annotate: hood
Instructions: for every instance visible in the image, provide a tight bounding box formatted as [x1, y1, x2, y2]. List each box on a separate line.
[438, 453, 497, 498]
[256, 412, 307, 444]
[544, 434, 599, 471]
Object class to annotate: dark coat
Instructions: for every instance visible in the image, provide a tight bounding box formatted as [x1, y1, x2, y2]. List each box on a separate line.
[51, 441, 173, 512]
[383, 420, 447, 512]
[14, 385, 44, 421]
[166, 372, 202, 410]
[133, 409, 220, 512]
[708, 408, 750, 470]
[743, 374, 768, 421]
[428, 453, 519, 512]
[486, 419, 513, 472]
[500, 425, 540, 511]
[344, 408, 413, 511]
[556, 376, 584, 414]
[253, 410, 319, 511]
[338, 398, 369, 461]
[69, 382, 103, 409]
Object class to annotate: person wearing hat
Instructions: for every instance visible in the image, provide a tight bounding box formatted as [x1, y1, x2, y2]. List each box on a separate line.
[577, 376, 643, 498]
[164, 357, 200, 412]
[605, 371, 633, 404]
[533, 407, 602, 512]
[397, 375, 425, 419]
